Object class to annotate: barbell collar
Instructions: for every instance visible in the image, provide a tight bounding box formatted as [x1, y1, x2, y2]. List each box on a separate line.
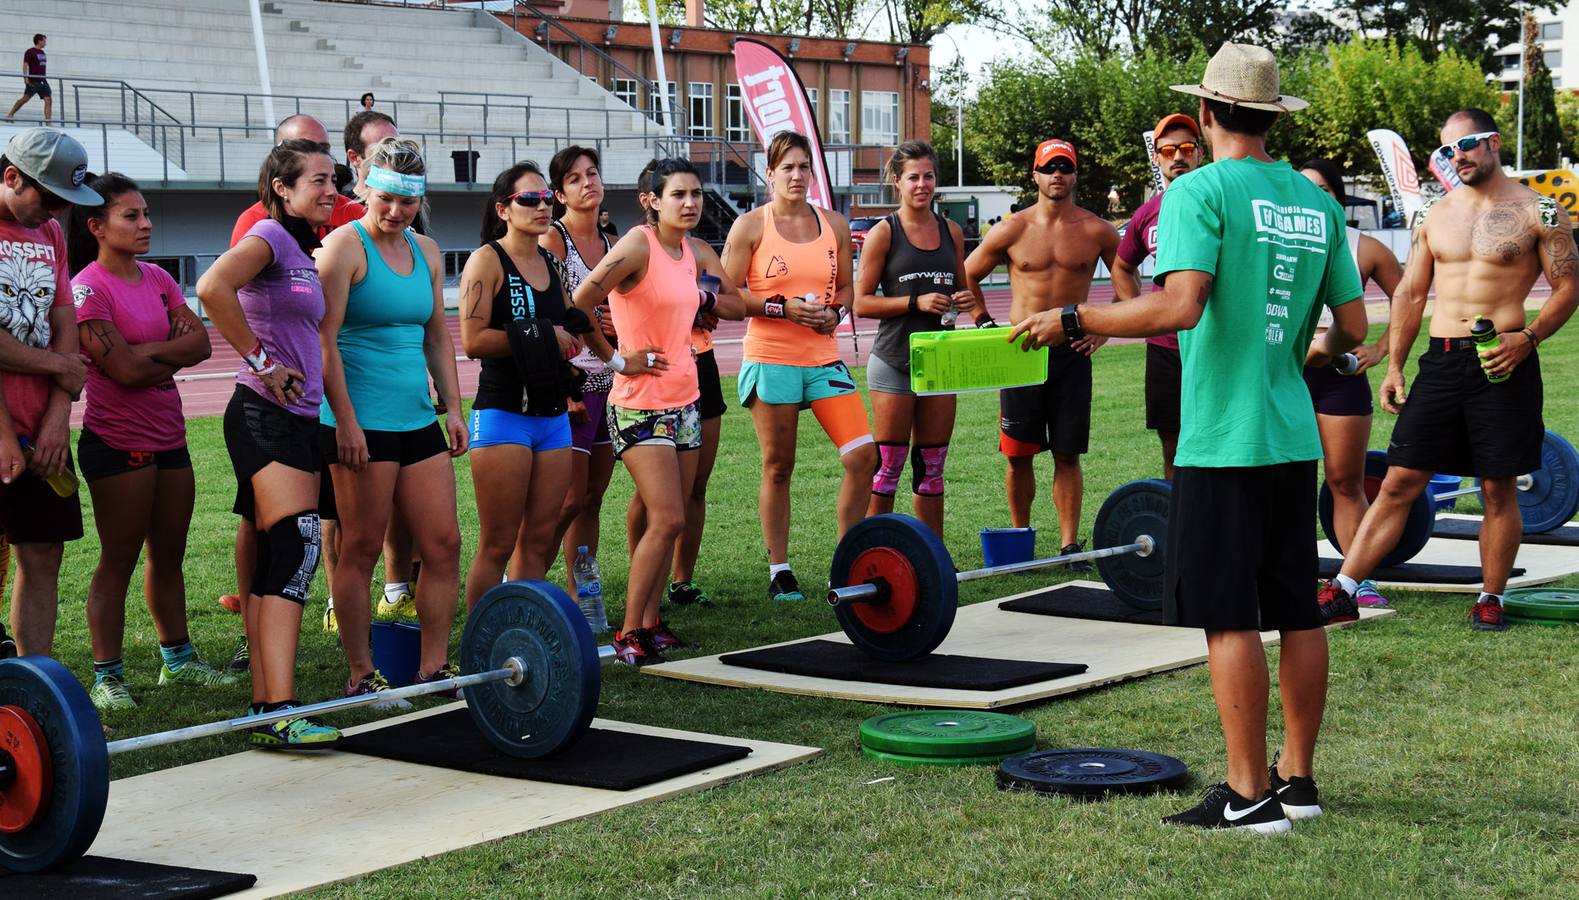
[1433, 473, 1536, 502]
[827, 537, 1155, 605]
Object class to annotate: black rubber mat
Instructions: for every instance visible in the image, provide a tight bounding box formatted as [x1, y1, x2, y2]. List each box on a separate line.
[1432, 517, 1579, 546]
[720, 639, 1086, 690]
[336, 707, 751, 791]
[1317, 558, 1524, 583]
[0, 856, 255, 899]
[997, 585, 1179, 626]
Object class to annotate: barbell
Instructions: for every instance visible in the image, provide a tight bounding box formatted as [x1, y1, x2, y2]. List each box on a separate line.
[825, 479, 1172, 661]
[1320, 430, 1579, 567]
[0, 580, 609, 874]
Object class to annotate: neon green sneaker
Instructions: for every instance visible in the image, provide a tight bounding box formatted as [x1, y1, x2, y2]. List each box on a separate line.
[159, 656, 242, 687]
[251, 713, 341, 750]
[374, 590, 418, 622]
[90, 675, 137, 711]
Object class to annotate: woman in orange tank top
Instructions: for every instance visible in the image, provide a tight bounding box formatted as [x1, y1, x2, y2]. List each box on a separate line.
[722, 131, 873, 602]
[572, 159, 744, 666]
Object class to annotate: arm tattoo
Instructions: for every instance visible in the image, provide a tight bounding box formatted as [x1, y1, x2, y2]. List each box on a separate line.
[88, 321, 117, 351]
[1544, 227, 1579, 281]
[1470, 201, 1537, 262]
[587, 254, 626, 290]
[1194, 278, 1213, 307]
[462, 280, 486, 320]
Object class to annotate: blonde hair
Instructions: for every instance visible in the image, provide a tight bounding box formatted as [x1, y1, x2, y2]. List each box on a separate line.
[359, 137, 429, 220]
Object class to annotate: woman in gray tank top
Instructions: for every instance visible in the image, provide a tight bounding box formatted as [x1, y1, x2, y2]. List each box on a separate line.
[853, 142, 984, 536]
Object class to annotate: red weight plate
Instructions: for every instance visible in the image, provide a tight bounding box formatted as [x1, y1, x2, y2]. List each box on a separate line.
[847, 546, 918, 635]
[0, 705, 53, 833]
[1363, 474, 1382, 504]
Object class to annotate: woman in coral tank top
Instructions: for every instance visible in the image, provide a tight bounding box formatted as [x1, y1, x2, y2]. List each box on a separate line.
[572, 159, 744, 666]
[721, 131, 873, 602]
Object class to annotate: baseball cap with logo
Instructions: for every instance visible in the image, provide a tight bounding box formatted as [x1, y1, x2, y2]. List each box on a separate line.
[1033, 139, 1077, 169]
[1153, 113, 1200, 142]
[4, 128, 102, 205]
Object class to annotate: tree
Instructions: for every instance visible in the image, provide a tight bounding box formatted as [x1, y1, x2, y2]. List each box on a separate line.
[882, 0, 995, 45]
[1519, 14, 1565, 170]
[705, 0, 816, 34]
[1338, 0, 1559, 71]
[1005, 0, 1282, 61]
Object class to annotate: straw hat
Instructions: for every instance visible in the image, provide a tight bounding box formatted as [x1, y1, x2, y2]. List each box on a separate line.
[1171, 42, 1308, 113]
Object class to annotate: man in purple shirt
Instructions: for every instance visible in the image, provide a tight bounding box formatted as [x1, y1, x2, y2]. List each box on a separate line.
[1110, 112, 1202, 480]
[6, 35, 51, 127]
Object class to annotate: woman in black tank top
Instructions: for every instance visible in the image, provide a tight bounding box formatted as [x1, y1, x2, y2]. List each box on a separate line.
[853, 142, 983, 537]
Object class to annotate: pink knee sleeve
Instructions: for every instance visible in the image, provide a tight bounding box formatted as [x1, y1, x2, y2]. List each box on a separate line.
[872, 442, 907, 497]
[911, 444, 948, 496]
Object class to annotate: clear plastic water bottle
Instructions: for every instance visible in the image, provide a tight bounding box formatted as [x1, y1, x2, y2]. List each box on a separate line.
[572, 546, 608, 634]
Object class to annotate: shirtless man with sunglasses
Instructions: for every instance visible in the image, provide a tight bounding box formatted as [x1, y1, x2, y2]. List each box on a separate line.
[964, 137, 1119, 565]
[1320, 107, 1579, 631]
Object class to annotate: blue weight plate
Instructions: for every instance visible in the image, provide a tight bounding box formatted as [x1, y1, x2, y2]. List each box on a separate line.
[1320, 450, 1433, 567]
[461, 581, 600, 759]
[996, 747, 1190, 799]
[830, 514, 957, 662]
[0, 657, 108, 873]
[1093, 480, 1170, 611]
[1479, 430, 1579, 534]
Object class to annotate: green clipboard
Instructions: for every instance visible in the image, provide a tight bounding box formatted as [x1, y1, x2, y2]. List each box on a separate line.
[907, 328, 1050, 395]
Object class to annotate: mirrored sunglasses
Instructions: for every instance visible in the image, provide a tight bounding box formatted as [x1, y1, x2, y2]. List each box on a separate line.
[1437, 131, 1498, 160]
[508, 190, 555, 208]
[1035, 159, 1077, 175]
[1155, 142, 1199, 160]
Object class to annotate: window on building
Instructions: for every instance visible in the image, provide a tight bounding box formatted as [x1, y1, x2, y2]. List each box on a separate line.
[861, 90, 899, 145]
[689, 82, 714, 137]
[726, 84, 750, 141]
[828, 89, 851, 143]
[1545, 49, 1563, 70]
[1544, 21, 1564, 41]
[652, 80, 678, 126]
[611, 78, 638, 109]
[806, 87, 818, 118]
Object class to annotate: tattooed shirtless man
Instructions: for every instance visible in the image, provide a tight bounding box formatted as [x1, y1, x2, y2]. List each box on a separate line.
[1319, 108, 1579, 631]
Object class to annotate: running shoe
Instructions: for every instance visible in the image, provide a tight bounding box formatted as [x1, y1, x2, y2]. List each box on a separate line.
[0, 625, 15, 660]
[1162, 782, 1292, 833]
[668, 580, 714, 608]
[647, 621, 697, 653]
[1470, 597, 1508, 632]
[1354, 579, 1391, 608]
[1315, 581, 1359, 625]
[323, 601, 338, 633]
[1060, 542, 1093, 573]
[90, 675, 137, 711]
[768, 570, 805, 602]
[1269, 752, 1322, 820]
[345, 670, 413, 710]
[224, 639, 251, 674]
[414, 662, 461, 699]
[217, 593, 241, 614]
[375, 590, 418, 622]
[159, 656, 241, 687]
[251, 711, 341, 751]
[612, 629, 663, 666]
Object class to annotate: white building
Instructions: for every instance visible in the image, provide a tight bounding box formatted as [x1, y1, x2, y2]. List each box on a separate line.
[1494, 7, 1578, 89]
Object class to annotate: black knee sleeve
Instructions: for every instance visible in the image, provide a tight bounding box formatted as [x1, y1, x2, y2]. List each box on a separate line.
[252, 510, 321, 605]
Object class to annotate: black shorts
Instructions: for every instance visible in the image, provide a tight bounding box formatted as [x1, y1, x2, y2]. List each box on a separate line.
[1165, 460, 1321, 631]
[1388, 339, 1543, 478]
[318, 421, 448, 468]
[224, 385, 323, 523]
[0, 448, 82, 545]
[23, 80, 49, 99]
[1303, 363, 1372, 417]
[998, 343, 1091, 456]
[1144, 343, 1181, 433]
[696, 348, 727, 420]
[77, 427, 191, 482]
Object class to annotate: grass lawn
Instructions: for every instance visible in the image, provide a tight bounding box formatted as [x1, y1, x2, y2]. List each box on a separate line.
[46, 321, 1579, 897]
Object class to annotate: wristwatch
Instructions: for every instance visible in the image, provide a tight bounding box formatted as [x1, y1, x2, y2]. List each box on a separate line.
[1061, 304, 1084, 341]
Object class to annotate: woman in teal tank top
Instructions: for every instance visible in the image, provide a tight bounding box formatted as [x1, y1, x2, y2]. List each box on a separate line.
[316, 138, 467, 696]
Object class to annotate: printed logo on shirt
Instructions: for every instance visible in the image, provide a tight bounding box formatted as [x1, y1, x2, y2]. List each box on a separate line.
[0, 254, 57, 348]
[1144, 224, 1158, 254]
[764, 255, 788, 278]
[287, 268, 319, 295]
[72, 282, 93, 308]
[1250, 200, 1328, 251]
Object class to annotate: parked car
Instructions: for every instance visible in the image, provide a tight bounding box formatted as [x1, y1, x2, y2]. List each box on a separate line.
[849, 216, 883, 256]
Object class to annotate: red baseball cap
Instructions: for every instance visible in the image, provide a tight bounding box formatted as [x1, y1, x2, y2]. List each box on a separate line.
[1033, 138, 1077, 168]
[1153, 113, 1200, 143]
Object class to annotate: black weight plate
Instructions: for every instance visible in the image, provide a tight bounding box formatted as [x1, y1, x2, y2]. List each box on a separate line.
[1320, 450, 1433, 567]
[0, 657, 109, 873]
[461, 581, 600, 759]
[1478, 430, 1579, 534]
[996, 747, 1190, 799]
[1092, 480, 1170, 611]
[830, 514, 957, 661]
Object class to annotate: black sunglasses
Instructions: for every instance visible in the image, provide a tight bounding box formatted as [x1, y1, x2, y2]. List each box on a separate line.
[1036, 160, 1077, 175]
[507, 189, 554, 208]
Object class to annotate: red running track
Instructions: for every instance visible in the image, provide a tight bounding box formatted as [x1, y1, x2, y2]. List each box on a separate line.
[69, 279, 1494, 426]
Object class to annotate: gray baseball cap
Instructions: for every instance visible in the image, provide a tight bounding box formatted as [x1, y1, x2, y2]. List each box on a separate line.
[4, 128, 102, 205]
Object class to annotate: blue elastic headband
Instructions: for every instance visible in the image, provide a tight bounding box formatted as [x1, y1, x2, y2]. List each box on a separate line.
[365, 166, 425, 197]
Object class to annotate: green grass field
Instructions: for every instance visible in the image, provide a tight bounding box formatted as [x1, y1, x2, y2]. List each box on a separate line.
[46, 322, 1579, 897]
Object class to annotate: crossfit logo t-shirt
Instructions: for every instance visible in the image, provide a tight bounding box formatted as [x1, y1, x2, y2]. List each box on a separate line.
[1153, 157, 1362, 467]
[0, 217, 70, 437]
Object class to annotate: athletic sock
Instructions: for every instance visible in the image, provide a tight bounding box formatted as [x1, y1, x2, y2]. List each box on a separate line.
[1477, 592, 1504, 606]
[1334, 574, 1360, 596]
[93, 658, 125, 683]
[384, 581, 410, 603]
[769, 563, 791, 579]
[159, 639, 195, 670]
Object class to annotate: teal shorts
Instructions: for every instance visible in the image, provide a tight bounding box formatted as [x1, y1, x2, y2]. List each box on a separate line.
[738, 360, 859, 409]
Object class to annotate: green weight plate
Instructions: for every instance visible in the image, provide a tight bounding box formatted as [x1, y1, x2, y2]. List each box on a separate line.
[1504, 613, 1573, 626]
[1503, 589, 1579, 622]
[859, 710, 1036, 758]
[861, 745, 1028, 767]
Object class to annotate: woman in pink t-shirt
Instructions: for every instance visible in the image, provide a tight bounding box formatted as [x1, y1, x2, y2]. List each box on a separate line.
[65, 173, 223, 711]
[572, 158, 743, 666]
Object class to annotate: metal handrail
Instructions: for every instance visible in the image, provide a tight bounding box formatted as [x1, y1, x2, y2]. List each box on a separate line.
[2, 72, 186, 166]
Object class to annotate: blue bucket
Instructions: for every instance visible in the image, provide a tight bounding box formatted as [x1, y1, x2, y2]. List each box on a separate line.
[980, 527, 1036, 568]
[1429, 474, 1464, 512]
[371, 621, 422, 687]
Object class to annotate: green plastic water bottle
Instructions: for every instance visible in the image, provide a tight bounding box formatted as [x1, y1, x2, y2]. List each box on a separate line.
[1470, 316, 1508, 383]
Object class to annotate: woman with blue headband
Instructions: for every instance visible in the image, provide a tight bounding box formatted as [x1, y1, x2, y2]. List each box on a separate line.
[315, 137, 467, 698]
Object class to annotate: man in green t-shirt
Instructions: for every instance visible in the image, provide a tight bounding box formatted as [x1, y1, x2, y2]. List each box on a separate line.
[1010, 42, 1367, 832]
